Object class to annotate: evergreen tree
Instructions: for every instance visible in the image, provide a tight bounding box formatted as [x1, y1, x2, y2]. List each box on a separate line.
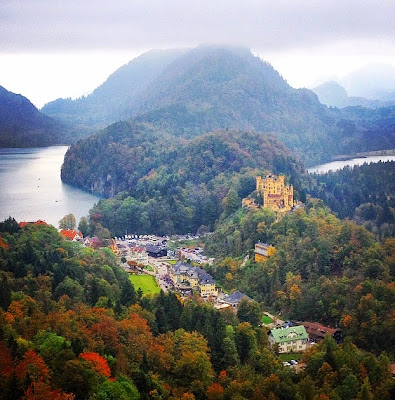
[0, 275, 11, 310]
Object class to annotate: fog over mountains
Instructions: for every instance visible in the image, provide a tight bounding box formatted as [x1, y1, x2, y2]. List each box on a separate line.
[1, 46, 395, 165]
[43, 46, 395, 165]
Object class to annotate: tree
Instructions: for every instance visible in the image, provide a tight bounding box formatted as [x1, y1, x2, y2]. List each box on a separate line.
[221, 335, 239, 369]
[206, 383, 224, 400]
[59, 214, 76, 230]
[0, 216, 20, 234]
[0, 340, 14, 398]
[79, 352, 111, 378]
[94, 377, 139, 400]
[235, 322, 258, 364]
[120, 279, 136, 307]
[223, 187, 240, 216]
[22, 380, 75, 400]
[78, 217, 90, 237]
[0, 275, 12, 310]
[356, 378, 373, 400]
[60, 359, 100, 399]
[237, 299, 261, 326]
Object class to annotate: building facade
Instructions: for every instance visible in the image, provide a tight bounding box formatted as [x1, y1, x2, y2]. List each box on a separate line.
[254, 242, 276, 262]
[146, 244, 167, 258]
[170, 261, 218, 298]
[256, 174, 294, 213]
[268, 325, 309, 353]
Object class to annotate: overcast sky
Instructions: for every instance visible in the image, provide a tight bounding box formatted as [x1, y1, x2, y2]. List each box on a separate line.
[1, 0, 394, 108]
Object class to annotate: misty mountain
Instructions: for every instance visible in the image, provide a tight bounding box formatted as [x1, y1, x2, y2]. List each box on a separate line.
[312, 81, 395, 108]
[41, 49, 188, 129]
[0, 85, 68, 147]
[340, 63, 395, 99]
[43, 46, 395, 165]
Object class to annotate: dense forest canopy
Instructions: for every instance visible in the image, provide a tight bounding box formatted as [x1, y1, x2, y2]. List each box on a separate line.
[308, 161, 395, 240]
[204, 199, 395, 357]
[0, 218, 394, 399]
[62, 126, 307, 236]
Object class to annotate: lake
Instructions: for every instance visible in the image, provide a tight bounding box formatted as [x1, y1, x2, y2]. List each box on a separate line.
[307, 155, 395, 174]
[0, 146, 101, 227]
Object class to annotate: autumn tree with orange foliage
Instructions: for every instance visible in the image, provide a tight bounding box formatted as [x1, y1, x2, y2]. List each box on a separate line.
[23, 379, 75, 400]
[80, 352, 111, 378]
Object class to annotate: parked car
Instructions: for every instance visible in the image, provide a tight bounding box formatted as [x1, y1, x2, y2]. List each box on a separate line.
[290, 360, 298, 365]
[282, 362, 291, 366]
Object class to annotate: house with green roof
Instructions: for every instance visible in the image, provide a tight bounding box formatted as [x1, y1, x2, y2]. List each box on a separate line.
[268, 325, 309, 353]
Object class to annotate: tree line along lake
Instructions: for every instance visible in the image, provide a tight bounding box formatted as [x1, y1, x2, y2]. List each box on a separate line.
[0, 145, 394, 227]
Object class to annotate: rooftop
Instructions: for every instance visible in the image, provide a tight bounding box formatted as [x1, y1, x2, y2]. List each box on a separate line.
[223, 290, 251, 304]
[59, 229, 82, 240]
[146, 244, 167, 253]
[269, 325, 308, 343]
[301, 322, 341, 338]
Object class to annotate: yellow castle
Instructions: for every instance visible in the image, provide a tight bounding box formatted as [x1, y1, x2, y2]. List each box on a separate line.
[256, 174, 294, 213]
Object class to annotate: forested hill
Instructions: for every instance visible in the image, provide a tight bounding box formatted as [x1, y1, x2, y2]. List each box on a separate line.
[41, 49, 187, 130]
[1, 219, 393, 399]
[62, 125, 306, 235]
[0, 86, 68, 147]
[204, 199, 395, 356]
[312, 81, 395, 108]
[308, 161, 395, 240]
[44, 46, 395, 165]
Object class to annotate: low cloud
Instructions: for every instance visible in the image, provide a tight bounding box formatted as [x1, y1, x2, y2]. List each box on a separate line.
[1, 0, 394, 53]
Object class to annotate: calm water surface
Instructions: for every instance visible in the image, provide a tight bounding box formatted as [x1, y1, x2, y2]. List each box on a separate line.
[308, 155, 395, 174]
[0, 146, 101, 227]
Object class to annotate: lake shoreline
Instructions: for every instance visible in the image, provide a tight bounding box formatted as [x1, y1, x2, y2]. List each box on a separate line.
[331, 148, 395, 161]
[308, 153, 395, 174]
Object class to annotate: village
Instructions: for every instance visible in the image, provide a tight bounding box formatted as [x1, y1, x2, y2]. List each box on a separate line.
[19, 173, 342, 364]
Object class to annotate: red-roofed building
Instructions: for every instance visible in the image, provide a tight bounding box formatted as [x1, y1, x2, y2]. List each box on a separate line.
[19, 220, 48, 228]
[34, 220, 47, 225]
[300, 321, 342, 344]
[60, 229, 83, 242]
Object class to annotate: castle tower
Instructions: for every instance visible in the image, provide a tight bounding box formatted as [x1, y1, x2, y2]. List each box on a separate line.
[256, 174, 294, 213]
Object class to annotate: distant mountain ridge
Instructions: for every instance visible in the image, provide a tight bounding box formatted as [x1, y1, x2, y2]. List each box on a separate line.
[312, 81, 395, 108]
[41, 49, 188, 129]
[0, 86, 67, 147]
[40, 46, 395, 165]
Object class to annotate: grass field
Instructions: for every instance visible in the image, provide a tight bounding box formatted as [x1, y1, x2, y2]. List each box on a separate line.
[167, 259, 178, 265]
[129, 275, 161, 295]
[261, 314, 274, 324]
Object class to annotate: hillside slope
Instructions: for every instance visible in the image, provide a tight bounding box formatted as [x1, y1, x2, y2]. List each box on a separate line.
[45, 46, 395, 165]
[41, 49, 188, 129]
[62, 125, 306, 235]
[312, 81, 395, 108]
[0, 86, 67, 147]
